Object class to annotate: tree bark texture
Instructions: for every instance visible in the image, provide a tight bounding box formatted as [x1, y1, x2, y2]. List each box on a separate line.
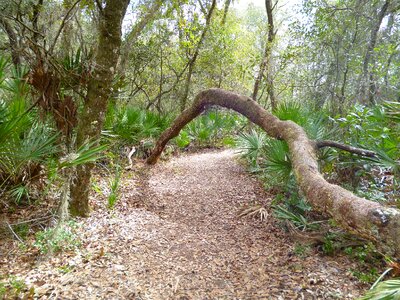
[147, 88, 400, 256]
[69, 0, 129, 217]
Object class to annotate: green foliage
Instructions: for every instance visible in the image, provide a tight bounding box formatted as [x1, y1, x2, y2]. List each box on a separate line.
[331, 103, 400, 198]
[272, 204, 320, 231]
[0, 276, 27, 299]
[105, 105, 170, 145]
[294, 243, 312, 258]
[236, 128, 293, 188]
[175, 111, 243, 148]
[0, 61, 60, 204]
[343, 244, 384, 285]
[12, 223, 29, 240]
[359, 279, 400, 300]
[383, 101, 400, 122]
[259, 139, 292, 187]
[0, 281, 5, 299]
[33, 221, 81, 254]
[344, 243, 380, 265]
[221, 136, 236, 147]
[273, 100, 308, 126]
[351, 268, 379, 284]
[322, 236, 336, 256]
[236, 100, 332, 190]
[236, 129, 267, 166]
[175, 130, 191, 148]
[335, 104, 398, 153]
[274, 100, 331, 140]
[58, 140, 107, 169]
[107, 166, 121, 209]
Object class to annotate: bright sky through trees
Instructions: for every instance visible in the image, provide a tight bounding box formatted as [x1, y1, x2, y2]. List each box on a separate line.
[233, 0, 303, 29]
[233, 0, 302, 11]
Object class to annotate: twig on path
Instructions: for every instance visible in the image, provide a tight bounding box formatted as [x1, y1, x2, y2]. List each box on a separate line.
[6, 222, 24, 244]
[173, 275, 182, 294]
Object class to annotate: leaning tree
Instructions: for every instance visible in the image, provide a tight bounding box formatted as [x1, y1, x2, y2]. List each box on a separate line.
[147, 88, 400, 256]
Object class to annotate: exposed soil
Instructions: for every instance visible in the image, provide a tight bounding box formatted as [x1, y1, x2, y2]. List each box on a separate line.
[1, 149, 367, 299]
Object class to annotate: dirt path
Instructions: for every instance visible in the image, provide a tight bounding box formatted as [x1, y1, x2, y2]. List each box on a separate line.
[2, 150, 366, 299]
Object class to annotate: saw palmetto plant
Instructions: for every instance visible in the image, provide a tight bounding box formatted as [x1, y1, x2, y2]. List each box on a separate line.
[359, 278, 400, 300]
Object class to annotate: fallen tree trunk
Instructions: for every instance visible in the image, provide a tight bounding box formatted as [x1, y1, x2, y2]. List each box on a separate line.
[147, 88, 400, 256]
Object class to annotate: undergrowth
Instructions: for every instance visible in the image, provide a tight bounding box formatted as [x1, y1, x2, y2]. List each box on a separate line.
[236, 99, 400, 291]
[33, 221, 81, 254]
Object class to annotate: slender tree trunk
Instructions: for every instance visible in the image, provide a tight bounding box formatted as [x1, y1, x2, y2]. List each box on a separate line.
[180, 61, 195, 112]
[360, 0, 390, 104]
[147, 88, 400, 256]
[117, 0, 162, 75]
[382, 13, 398, 98]
[0, 17, 21, 67]
[339, 13, 360, 109]
[179, 0, 217, 112]
[58, 0, 78, 58]
[156, 46, 164, 113]
[69, 0, 130, 217]
[251, 0, 276, 109]
[221, 0, 231, 25]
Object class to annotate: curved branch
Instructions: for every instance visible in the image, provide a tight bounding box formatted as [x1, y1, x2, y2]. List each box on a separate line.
[316, 140, 377, 157]
[147, 88, 400, 256]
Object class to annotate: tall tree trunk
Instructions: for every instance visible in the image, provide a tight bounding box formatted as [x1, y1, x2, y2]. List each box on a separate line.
[360, 0, 390, 104]
[147, 88, 400, 256]
[179, 0, 217, 112]
[69, 0, 130, 217]
[251, 0, 276, 109]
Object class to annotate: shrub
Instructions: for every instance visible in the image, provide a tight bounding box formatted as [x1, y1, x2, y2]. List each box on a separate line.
[33, 221, 81, 254]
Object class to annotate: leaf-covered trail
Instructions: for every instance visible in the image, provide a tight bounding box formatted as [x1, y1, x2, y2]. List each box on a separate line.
[3, 150, 365, 299]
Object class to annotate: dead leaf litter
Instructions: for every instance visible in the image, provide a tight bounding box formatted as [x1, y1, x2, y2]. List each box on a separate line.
[1, 149, 366, 299]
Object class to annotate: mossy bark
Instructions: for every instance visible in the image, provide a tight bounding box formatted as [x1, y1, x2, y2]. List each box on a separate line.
[69, 0, 129, 217]
[147, 88, 400, 256]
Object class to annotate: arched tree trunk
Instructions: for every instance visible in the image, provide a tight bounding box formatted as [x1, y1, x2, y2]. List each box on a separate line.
[147, 88, 400, 256]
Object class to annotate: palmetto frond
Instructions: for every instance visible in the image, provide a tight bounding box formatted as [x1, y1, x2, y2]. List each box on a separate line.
[359, 279, 400, 300]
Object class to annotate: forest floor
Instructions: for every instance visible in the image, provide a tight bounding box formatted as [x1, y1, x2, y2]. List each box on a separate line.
[1, 149, 368, 299]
